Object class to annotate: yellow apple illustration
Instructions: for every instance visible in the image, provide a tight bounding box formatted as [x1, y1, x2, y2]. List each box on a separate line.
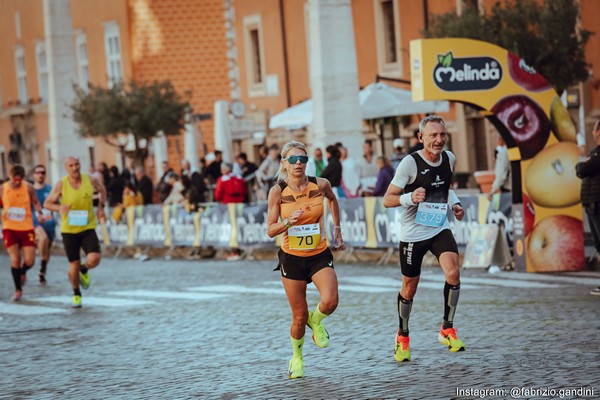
[524, 142, 580, 208]
[549, 96, 577, 142]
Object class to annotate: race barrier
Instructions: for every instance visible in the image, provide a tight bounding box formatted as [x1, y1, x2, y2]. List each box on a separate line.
[76, 193, 513, 251]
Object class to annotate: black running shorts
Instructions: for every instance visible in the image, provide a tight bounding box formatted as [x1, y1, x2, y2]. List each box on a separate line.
[399, 229, 458, 278]
[275, 248, 334, 283]
[62, 229, 101, 262]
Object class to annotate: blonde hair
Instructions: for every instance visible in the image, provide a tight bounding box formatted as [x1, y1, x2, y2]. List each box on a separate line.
[276, 141, 307, 181]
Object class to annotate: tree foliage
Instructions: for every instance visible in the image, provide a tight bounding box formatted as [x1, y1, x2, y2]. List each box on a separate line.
[425, 0, 593, 94]
[70, 80, 189, 164]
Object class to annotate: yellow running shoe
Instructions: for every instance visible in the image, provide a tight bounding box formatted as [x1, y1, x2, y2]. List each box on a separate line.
[287, 357, 304, 379]
[394, 332, 410, 362]
[72, 295, 82, 308]
[79, 270, 90, 290]
[438, 326, 466, 352]
[307, 311, 330, 348]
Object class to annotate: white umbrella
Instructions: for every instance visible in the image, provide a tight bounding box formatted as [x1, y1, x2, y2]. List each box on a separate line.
[269, 82, 450, 130]
[359, 82, 449, 119]
[268, 99, 313, 130]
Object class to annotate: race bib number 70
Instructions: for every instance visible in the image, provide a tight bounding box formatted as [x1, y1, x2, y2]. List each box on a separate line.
[288, 223, 321, 250]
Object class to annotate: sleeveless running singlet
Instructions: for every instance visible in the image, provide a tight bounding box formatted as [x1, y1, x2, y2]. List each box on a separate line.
[1, 182, 34, 231]
[279, 176, 327, 257]
[60, 173, 97, 234]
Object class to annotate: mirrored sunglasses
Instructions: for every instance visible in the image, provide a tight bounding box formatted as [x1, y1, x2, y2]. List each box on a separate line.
[35, 170, 46, 175]
[284, 155, 309, 164]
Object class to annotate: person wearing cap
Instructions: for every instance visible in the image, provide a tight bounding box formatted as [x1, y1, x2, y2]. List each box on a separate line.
[391, 137, 407, 170]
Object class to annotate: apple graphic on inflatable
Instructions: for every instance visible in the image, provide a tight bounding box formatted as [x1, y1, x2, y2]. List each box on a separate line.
[522, 193, 535, 236]
[527, 215, 585, 272]
[549, 96, 577, 143]
[492, 95, 551, 160]
[524, 142, 580, 208]
[507, 52, 552, 92]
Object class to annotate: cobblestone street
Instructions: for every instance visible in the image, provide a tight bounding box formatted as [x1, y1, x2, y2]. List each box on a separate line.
[1, 253, 599, 399]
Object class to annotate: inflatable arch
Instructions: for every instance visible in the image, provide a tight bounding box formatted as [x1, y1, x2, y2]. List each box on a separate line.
[410, 38, 584, 273]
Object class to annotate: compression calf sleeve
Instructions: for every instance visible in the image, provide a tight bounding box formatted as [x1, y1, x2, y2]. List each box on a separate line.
[397, 293, 413, 336]
[11, 267, 22, 291]
[443, 282, 460, 329]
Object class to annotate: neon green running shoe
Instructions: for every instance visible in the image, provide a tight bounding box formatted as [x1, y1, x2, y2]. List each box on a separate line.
[79, 270, 90, 290]
[394, 332, 410, 362]
[438, 326, 466, 352]
[72, 295, 82, 308]
[287, 357, 304, 379]
[307, 311, 330, 348]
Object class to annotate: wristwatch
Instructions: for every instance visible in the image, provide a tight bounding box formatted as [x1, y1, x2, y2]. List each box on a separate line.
[282, 218, 292, 229]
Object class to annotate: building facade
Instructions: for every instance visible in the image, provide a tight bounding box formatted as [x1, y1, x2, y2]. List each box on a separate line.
[0, 0, 598, 184]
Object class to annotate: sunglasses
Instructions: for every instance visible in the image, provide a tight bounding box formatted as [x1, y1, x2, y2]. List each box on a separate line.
[284, 155, 309, 164]
[35, 170, 46, 175]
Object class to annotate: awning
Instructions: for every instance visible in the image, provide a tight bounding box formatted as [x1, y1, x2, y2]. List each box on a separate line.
[268, 82, 450, 130]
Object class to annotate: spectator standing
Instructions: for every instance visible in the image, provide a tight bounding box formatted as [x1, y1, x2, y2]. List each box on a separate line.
[306, 147, 327, 177]
[206, 150, 224, 184]
[156, 161, 174, 203]
[575, 120, 600, 295]
[256, 144, 280, 200]
[365, 156, 395, 197]
[488, 135, 511, 201]
[339, 146, 360, 198]
[391, 138, 407, 170]
[320, 145, 343, 197]
[134, 167, 154, 205]
[214, 163, 247, 204]
[356, 140, 379, 194]
[107, 166, 125, 207]
[408, 129, 424, 153]
[235, 153, 258, 203]
[163, 173, 185, 205]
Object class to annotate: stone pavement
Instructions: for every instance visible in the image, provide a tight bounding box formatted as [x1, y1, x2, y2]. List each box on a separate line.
[1, 253, 599, 400]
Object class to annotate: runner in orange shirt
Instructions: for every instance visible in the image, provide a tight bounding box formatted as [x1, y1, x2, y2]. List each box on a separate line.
[267, 141, 344, 379]
[0, 165, 44, 301]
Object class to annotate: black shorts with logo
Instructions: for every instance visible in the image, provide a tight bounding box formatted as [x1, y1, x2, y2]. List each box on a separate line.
[275, 248, 334, 283]
[399, 229, 458, 278]
[62, 229, 101, 262]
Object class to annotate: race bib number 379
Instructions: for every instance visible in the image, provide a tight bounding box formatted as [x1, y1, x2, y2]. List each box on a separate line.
[416, 202, 447, 227]
[288, 223, 321, 250]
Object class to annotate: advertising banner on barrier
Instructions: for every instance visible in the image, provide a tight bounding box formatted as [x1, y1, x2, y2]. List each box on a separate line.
[198, 203, 234, 248]
[235, 203, 276, 247]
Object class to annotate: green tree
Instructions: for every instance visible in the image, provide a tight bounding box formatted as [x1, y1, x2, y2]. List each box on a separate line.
[70, 80, 189, 165]
[425, 0, 593, 94]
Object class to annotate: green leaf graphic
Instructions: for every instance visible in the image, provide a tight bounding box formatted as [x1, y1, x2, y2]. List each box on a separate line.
[442, 52, 453, 67]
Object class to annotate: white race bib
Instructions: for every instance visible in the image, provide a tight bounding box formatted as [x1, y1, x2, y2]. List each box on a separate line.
[68, 210, 89, 226]
[288, 223, 321, 250]
[415, 202, 447, 227]
[6, 207, 26, 222]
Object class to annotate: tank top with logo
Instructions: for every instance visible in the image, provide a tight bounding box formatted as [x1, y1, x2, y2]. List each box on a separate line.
[60, 174, 97, 234]
[279, 176, 327, 257]
[1, 182, 34, 231]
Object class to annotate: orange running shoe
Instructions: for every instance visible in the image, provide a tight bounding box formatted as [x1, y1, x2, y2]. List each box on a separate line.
[438, 326, 466, 352]
[394, 331, 410, 362]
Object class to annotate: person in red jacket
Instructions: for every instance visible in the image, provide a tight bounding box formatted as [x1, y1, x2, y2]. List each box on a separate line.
[214, 162, 248, 204]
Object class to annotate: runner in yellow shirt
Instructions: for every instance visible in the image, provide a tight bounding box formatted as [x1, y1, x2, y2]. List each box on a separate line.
[44, 157, 106, 308]
[0, 165, 44, 301]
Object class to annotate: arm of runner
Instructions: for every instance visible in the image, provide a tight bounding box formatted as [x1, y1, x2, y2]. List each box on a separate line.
[266, 184, 286, 238]
[44, 181, 67, 215]
[318, 177, 344, 250]
[27, 184, 44, 219]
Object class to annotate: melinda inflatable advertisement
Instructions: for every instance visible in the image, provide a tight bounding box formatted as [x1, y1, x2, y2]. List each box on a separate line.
[410, 38, 584, 273]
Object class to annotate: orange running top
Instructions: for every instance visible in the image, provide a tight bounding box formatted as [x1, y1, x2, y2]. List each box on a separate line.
[279, 177, 327, 257]
[1, 181, 33, 231]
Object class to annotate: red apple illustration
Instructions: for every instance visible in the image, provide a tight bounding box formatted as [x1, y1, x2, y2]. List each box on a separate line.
[527, 215, 585, 272]
[507, 52, 552, 92]
[492, 95, 551, 160]
[522, 193, 535, 236]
